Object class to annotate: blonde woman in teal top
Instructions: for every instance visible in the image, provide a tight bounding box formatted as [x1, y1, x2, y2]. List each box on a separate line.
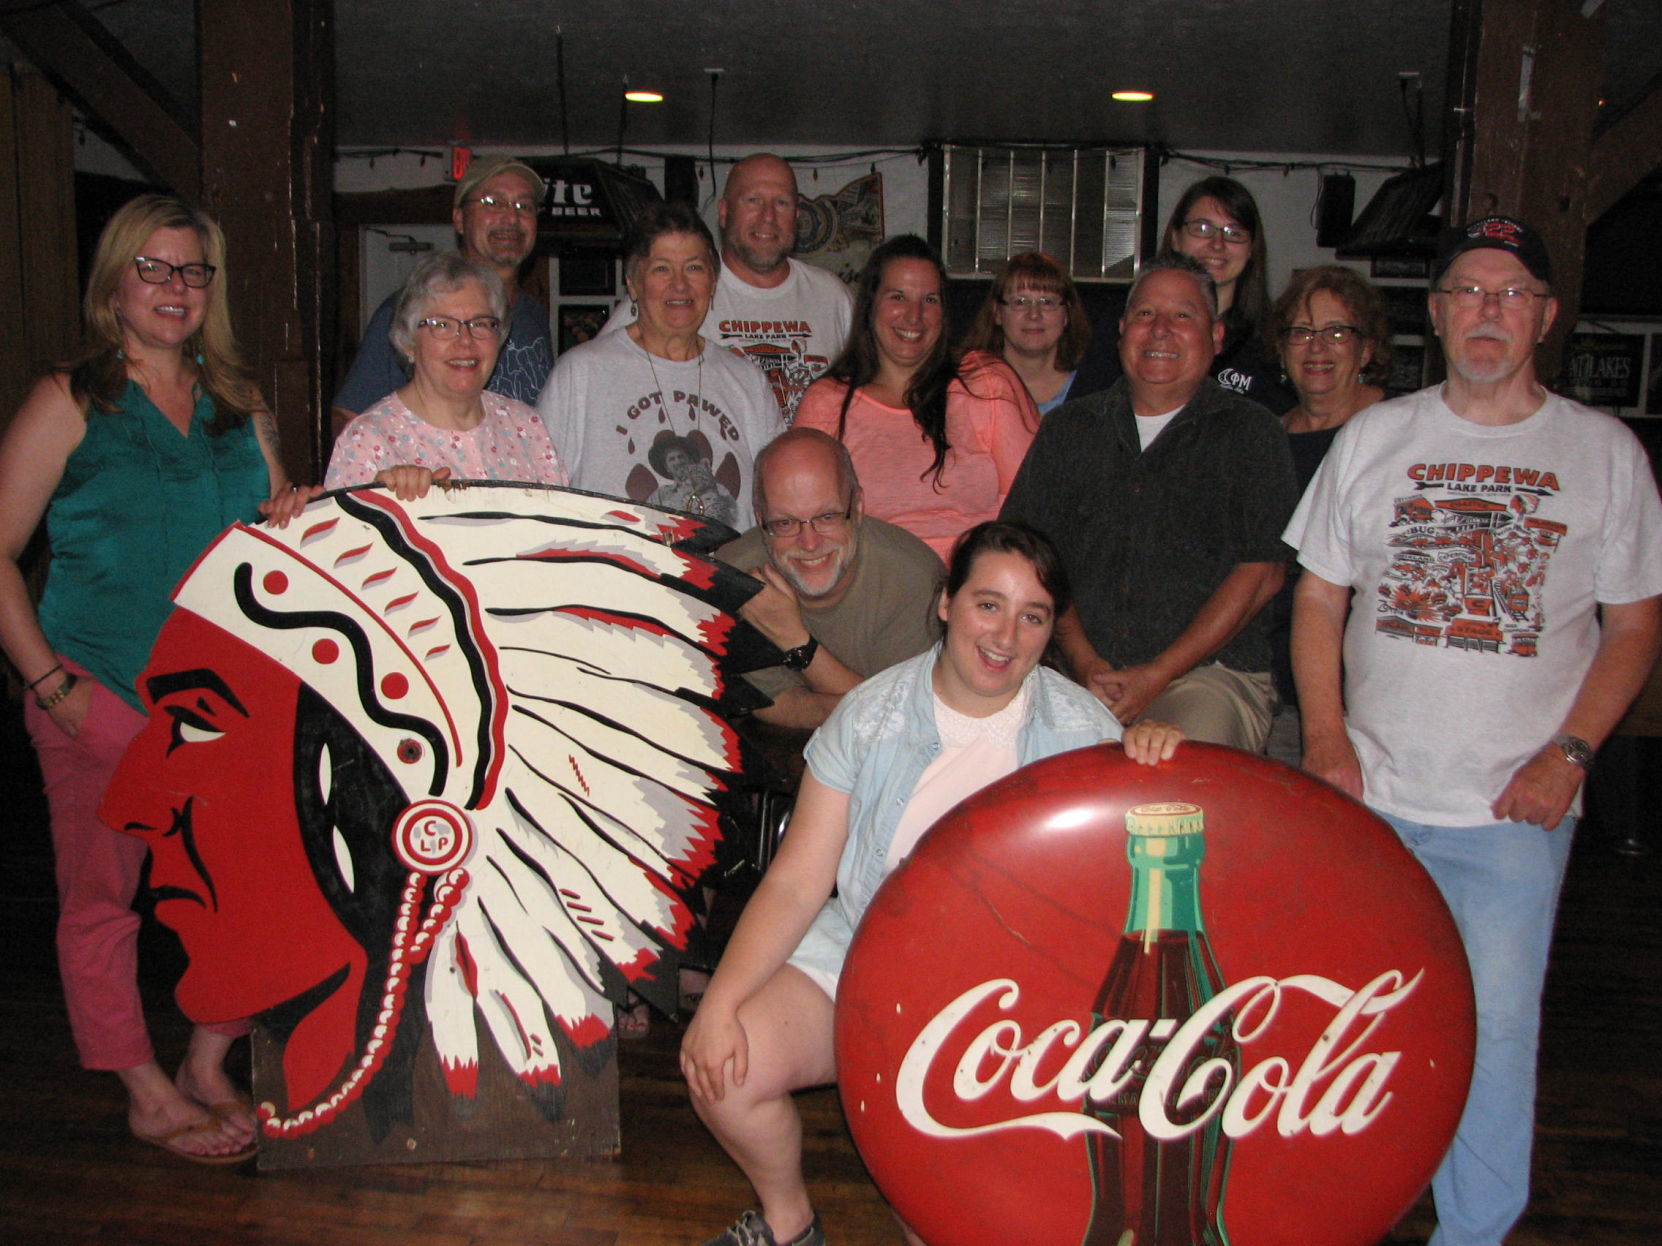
[0, 195, 310, 1164]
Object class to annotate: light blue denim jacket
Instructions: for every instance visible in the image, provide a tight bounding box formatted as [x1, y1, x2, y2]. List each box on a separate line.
[789, 645, 1119, 982]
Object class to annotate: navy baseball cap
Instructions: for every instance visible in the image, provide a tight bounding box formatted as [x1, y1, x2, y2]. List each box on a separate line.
[1435, 215, 1552, 284]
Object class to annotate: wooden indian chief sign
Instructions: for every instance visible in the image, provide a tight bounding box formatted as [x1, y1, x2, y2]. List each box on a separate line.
[99, 484, 766, 1169]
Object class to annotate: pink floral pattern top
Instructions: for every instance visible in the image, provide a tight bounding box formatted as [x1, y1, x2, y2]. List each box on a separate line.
[325, 390, 569, 490]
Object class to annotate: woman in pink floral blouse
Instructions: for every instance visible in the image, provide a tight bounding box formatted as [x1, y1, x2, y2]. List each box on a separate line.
[326, 254, 567, 497]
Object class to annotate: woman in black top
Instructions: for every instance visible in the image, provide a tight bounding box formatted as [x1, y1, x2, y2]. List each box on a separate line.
[1070, 176, 1294, 414]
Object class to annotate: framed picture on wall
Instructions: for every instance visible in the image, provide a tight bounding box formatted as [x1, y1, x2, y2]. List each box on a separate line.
[1371, 256, 1430, 280]
[1561, 332, 1643, 410]
[1385, 342, 1426, 395]
[1378, 285, 1429, 336]
[1647, 334, 1662, 416]
[558, 304, 610, 355]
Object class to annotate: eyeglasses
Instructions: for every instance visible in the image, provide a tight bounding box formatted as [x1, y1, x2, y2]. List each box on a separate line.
[468, 194, 540, 215]
[761, 503, 854, 539]
[1180, 219, 1251, 246]
[1435, 284, 1543, 309]
[132, 256, 216, 288]
[1281, 324, 1362, 346]
[999, 294, 1064, 313]
[416, 316, 503, 339]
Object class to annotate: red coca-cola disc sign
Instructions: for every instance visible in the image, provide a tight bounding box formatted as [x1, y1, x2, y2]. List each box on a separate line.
[836, 743, 1474, 1246]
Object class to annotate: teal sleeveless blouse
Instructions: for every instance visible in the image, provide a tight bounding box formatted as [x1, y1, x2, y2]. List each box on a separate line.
[37, 382, 269, 711]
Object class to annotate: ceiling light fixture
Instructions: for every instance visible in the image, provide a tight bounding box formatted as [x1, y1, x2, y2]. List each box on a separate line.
[625, 89, 665, 103]
[1112, 90, 1154, 102]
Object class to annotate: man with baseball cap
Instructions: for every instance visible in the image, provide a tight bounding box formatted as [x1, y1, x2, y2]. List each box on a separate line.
[332, 155, 555, 434]
[1286, 215, 1662, 1244]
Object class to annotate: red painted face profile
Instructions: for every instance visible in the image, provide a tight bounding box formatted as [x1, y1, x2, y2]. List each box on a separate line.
[101, 609, 370, 1108]
[836, 743, 1475, 1246]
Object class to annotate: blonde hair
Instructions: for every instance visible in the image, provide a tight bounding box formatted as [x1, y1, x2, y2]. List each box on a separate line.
[72, 193, 257, 432]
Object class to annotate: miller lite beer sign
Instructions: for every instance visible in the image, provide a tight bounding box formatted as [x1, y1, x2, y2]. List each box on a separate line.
[837, 745, 1474, 1246]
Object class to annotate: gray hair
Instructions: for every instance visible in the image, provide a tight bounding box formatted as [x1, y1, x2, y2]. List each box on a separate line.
[388, 253, 509, 362]
[1128, 252, 1219, 321]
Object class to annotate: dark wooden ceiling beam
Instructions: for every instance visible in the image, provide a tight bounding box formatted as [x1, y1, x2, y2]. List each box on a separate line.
[1586, 73, 1662, 224]
[0, 1, 199, 199]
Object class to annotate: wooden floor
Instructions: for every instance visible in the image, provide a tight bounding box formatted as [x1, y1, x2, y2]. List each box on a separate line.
[1, 705, 1658, 1246]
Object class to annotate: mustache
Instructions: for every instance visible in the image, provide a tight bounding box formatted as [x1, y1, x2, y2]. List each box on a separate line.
[1466, 326, 1512, 343]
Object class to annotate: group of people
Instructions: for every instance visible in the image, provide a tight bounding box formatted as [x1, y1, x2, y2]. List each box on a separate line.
[1, 143, 1656, 1246]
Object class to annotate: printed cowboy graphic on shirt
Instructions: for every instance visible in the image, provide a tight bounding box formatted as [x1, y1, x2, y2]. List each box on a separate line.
[1376, 460, 1565, 657]
[616, 387, 743, 527]
[713, 322, 830, 422]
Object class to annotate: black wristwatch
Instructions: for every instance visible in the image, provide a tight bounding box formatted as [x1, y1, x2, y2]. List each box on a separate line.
[1551, 733, 1594, 770]
[781, 635, 819, 672]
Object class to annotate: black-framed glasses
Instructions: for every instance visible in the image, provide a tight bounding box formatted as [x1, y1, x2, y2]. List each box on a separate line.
[1282, 324, 1362, 346]
[1435, 284, 1542, 309]
[999, 294, 1064, 313]
[133, 256, 216, 288]
[761, 503, 854, 539]
[416, 315, 503, 339]
[468, 193, 540, 215]
[1180, 219, 1251, 245]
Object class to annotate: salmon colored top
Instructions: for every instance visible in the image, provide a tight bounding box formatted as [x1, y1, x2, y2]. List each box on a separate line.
[795, 351, 1038, 560]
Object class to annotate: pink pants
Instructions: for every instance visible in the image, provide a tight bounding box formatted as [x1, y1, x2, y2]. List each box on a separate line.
[25, 658, 248, 1071]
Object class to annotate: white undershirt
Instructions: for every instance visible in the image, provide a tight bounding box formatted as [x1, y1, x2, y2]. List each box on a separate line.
[1135, 406, 1184, 450]
[885, 683, 1030, 868]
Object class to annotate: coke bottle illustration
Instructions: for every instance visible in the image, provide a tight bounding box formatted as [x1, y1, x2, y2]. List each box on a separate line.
[1080, 802, 1234, 1246]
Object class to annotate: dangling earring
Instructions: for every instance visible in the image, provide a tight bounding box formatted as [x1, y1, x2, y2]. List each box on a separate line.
[195, 351, 205, 366]
[630, 300, 639, 318]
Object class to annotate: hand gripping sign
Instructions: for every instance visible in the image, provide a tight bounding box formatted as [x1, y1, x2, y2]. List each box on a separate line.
[101, 484, 769, 1168]
[836, 743, 1475, 1246]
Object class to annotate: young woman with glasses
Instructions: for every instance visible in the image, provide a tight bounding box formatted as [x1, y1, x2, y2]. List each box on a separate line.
[0, 193, 310, 1164]
[1070, 176, 1295, 414]
[960, 252, 1091, 416]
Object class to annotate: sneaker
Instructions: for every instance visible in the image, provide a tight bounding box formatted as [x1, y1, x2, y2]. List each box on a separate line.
[701, 1208, 826, 1246]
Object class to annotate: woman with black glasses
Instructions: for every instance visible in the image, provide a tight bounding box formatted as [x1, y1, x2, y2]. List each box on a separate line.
[1262, 263, 1390, 765]
[326, 252, 567, 496]
[0, 194, 306, 1163]
[1070, 176, 1295, 414]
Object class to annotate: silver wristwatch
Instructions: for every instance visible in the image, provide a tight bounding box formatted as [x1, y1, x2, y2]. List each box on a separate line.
[1551, 733, 1594, 769]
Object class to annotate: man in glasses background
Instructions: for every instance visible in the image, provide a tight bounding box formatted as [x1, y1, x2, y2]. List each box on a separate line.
[718, 428, 942, 730]
[331, 155, 555, 436]
[1286, 215, 1662, 1245]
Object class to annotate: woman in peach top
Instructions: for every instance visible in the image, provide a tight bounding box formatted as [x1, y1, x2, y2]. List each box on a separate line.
[794, 235, 1038, 561]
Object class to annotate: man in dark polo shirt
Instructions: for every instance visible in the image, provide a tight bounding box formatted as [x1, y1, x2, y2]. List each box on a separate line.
[1001, 253, 1297, 749]
[718, 428, 941, 730]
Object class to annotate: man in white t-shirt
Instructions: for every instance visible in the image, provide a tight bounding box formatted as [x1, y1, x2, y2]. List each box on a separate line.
[1286, 215, 1662, 1246]
[602, 154, 852, 421]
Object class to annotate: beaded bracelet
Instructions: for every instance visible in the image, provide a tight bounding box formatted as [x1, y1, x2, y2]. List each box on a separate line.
[36, 673, 78, 711]
[25, 663, 64, 691]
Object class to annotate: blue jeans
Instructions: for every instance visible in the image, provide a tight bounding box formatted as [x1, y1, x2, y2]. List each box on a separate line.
[1380, 812, 1576, 1246]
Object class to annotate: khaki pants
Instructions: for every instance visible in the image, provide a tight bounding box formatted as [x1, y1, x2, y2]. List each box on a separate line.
[1142, 661, 1276, 752]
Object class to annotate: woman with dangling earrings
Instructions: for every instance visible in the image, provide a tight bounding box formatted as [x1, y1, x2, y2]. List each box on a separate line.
[535, 201, 783, 529]
[0, 193, 310, 1164]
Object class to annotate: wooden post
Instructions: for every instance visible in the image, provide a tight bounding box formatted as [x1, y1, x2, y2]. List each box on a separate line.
[199, 0, 335, 484]
[3, 65, 80, 414]
[1441, 0, 1607, 378]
